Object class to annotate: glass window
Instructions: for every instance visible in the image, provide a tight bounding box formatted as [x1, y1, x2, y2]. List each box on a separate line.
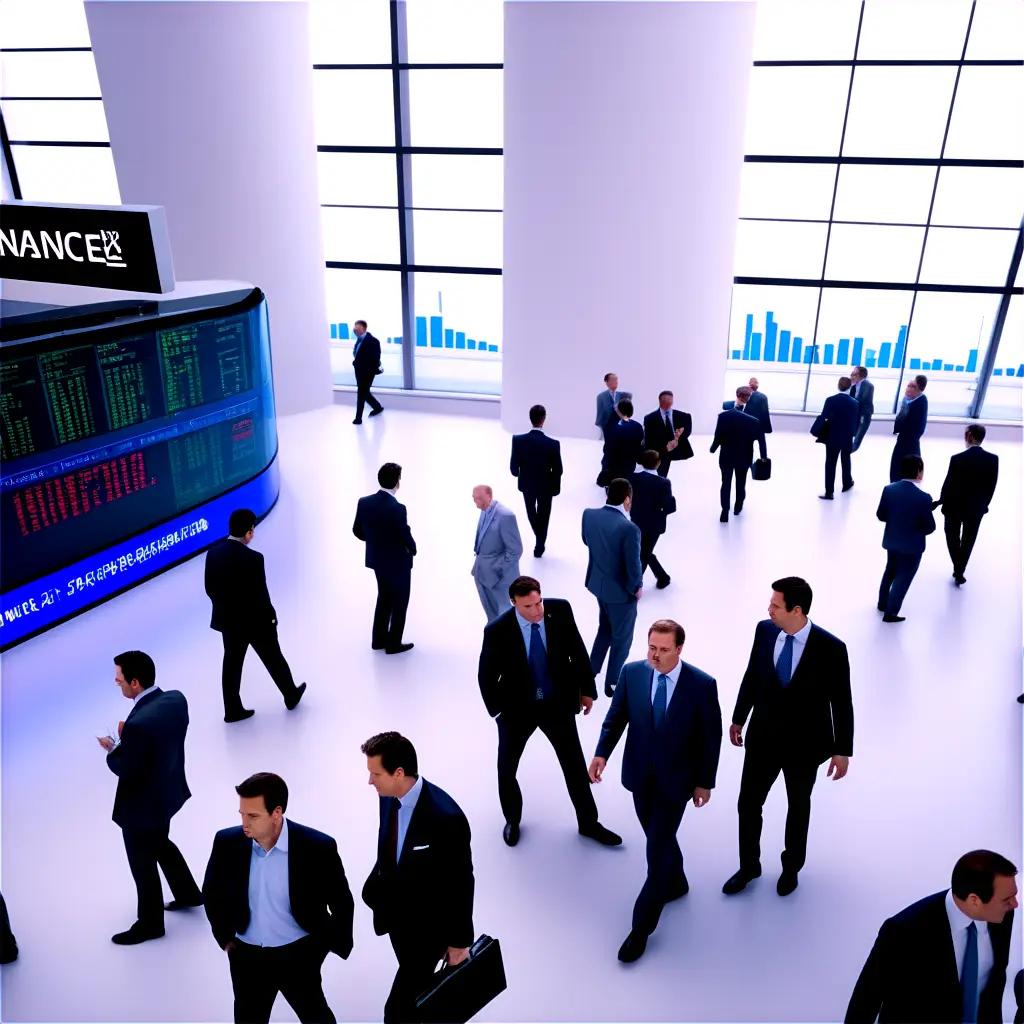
[406, 69, 503, 148]
[316, 152, 398, 207]
[842, 67, 958, 158]
[737, 161, 836, 221]
[743, 67, 851, 156]
[980, 296, 1022, 420]
[931, 166, 1024, 229]
[412, 271, 501, 394]
[2, 99, 109, 142]
[944, 66, 1024, 163]
[966, 0, 1024, 60]
[1, 0, 90, 47]
[10, 144, 120, 204]
[405, 0, 503, 64]
[751, 0, 860, 61]
[856, 0, 972, 60]
[313, 70, 396, 147]
[832, 164, 935, 226]
[733, 219, 829, 279]
[408, 154, 502, 210]
[824, 224, 926, 283]
[308, 0, 393, 65]
[919, 227, 1019, 287]
[324, 269, 404, 388]
[411, 210, 500, 269]
[321, 206, 401, 265]
[1, 51, 101, 97]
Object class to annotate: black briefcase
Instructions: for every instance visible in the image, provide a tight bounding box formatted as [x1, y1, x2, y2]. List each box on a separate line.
[415, 935, 507, 1023]
[751, 457, 772, 481]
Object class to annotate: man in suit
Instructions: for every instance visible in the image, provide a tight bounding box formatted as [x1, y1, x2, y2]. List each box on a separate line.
[889, 374, 928, 482]
[746, 377, 773, 434]
[711, 386, 768, 523]
[471, 485, 524, 622]
[353, 463, 416, 654]
[595, 371, 632, 432]
[360, 732, 475, 1024]
[509, 404, 563, 558]
[810, 376, 860, 499]
[723, 577, 853, 898]
[935, 424, 999, 586]
[877, 454, 936, 622]
[478, 575, 622, 848]
[351, 319, 383, 424]
[642, 391, 693, 478]
[203, 773, 354, 1024]
[589, 619, 722, 963]
[206, 508, 307, 723]
[849, 366, 874, 452]
[599, 399, 645, 486]
[582, 478, 644, 698]
[98, 650, 203, 944]
[846, 850, 1018, 1024]
[0, 893, 17, 964]
[629, 450, 676, 590]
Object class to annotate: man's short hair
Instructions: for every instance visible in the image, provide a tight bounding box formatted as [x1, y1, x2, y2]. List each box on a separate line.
[529, 404, 546, 427]
[355, 319, 367, 330]
[508, 575, 541, 600]
[914, 374, 928, 391]
[604, 372, 616, 383]
[606, 478, 632, 506]
[228, 508, 257, 538]
[235, 772, 289, 815]
[856, 365, 868, 378]
[736, 386, 753, 402]
[658, 390, 673, 401]
[639, 450, 661, 471]
[900, 454, 924, 479]
[378, 462, 402, 489]
[616, 398, 634, 417]
[648, 619, 685, 646]
[361, 731, 419, 778]
[838, 376, 852, 392]
[114, 650, 156, 689]
[966, 424, 987, 444]
[951, 850, 1018, 903]
[771, 576, 813, 615]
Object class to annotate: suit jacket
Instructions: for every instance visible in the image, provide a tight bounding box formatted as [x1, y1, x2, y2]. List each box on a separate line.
[711, 407, 767, 468]
[352, 332, 382, 379]
[478, 598, 596, 718]
[595, 659, 722, 798]
[106, 688, 191, 831]
[353, 490, 416, 576]
[202, 821, 355, 958]
[642, 408, 694, 463]
[846, 891, 1013, 1024]
[850, 378, 875, 414]
[362, 779, 474, 949]
[510, 429, 562, 497]
[602, 418, 645, 479]
[746, 389, 773, 433]
[581, 505, 643, 603]
[205, 537, 276, 634]
[893, 394, 928, 443]
[472, 501, 523, 588]
[628, 470, 676, 537]
[938, 445, 999, 519]
[877, 480, 936, 554]
[595, 389, 633, 430]
[811, 392, 861, 451]
[732, 620, 853, 765]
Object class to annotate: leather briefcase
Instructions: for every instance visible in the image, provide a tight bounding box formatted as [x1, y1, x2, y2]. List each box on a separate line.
[751, 457, 772, 481]
[415, 934, 507, 1023]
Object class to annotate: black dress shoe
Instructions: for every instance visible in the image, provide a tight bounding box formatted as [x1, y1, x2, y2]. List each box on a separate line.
[882, 614, 906, 623]
[369, 407, 384, 417]
[777, 871, 799, 896]
[579, 823, 622, 846]
[386, 642, 414, 655]
[284, 682, 307, 710]
[112, 922, 165, 945]
[655, 577, 671, 590]
[164, 896, 203, 911]
[722, 866, 761, 895]
[733, 502, 743, 514]
[503, 822, 520, 847]
[842, 481, 854, 492]
[533, 546, 544, 558]
[819, 493, 834, 500]
[352, 418, 363, 425]
[224, 708, 255, 723]
[719, 510, 729, 523]
[664, 873, 689, 901]
[372, 643, 386, 651]
[617, 930, 648, 963]
[954, 575, 966, 586]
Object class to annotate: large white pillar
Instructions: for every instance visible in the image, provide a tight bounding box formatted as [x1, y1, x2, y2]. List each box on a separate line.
[85, 0, 331, 416]
[502, 0, 755, 437]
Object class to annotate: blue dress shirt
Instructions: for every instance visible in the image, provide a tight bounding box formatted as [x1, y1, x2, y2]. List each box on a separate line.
[395, 775, 424, 860]
[650, 659, 683, 706]
[515, 609, 547, 652]
[236, 818, 309, 947]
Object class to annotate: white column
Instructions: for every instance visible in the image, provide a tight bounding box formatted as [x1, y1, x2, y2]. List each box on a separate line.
[85, 0, 331, 416]
[502, 0, 755, 437]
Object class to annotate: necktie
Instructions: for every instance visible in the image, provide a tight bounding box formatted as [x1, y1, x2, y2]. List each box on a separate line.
[776, 634, 795, 687]
[354, 335, 362, 355]
[611, 390, 617, 406]
[387, 798, 400, 865]
[664, 411, 672, 432]
[474, 509, 488, 553]
[851, 384, 857, 398]
[653, 673, 668, 728]
[961, 921, 979, 1023]
[529, 623, 553, 701]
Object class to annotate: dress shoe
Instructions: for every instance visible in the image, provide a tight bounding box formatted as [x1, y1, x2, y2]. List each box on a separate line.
[733, 501, 743, 514]
[664, 873, 689, 901]
[722, 866, 761, 895]
[369, 407, 384, 417]
[719, 510, 729, 523]
[882, 614, 906, 623]
[284, 682, 307, 711]
[164, 896, 203, 911]
[224, 708, 255, 723]
[954, 575, 966, 587]
[352, 417, 363, 425]
[842, 481, 855, 492]
[371, 643, 386, 651]
[655, 577, 671, 590]
[819, 493, 834, 500]
[579, 823, 622, 846]
[617, 930, 648, 963]
[112, 922, 165, 945]
[533, 546, 544, 558]
[1017, 693, 1024, 704]
[502, 822, 520, 847]
[604, 683, 615, 698]
[386, 642, 415, 655]
[777, 871, 799, 896]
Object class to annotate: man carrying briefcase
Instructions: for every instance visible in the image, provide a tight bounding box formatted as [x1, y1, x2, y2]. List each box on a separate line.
[415, 934, 507, 1024]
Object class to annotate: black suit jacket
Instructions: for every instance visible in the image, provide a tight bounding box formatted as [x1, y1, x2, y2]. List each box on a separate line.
[628, 471, 676, 536]
[938, 445, 999, 519]
[846, 891, 1013, 1024]
[510, 429, 563, 496]
[893, 394, 928, 443]
[362, 779, 474, 950]
[711, 407, 767, 468]
[642, 408, 694, 463]
[732, 620, 853, 765]
[478, 598, 596, 718]
[202, 821, 354, 958]
[352, 332, 382, 379]
[106, 688, 191, 831]
[205, 538, 276, 634]
[353, 490, 416, 576]
[603, 419, 645, 479]
[811, 392, 861, 451]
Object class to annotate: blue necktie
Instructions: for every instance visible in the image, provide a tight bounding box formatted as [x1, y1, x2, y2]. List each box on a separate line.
[777, 634, 795, 686]
[529, 623, 553, 701]
[354, 335, 362, 355]
[961, 921, 979, 1023]
[474, 510, 488, 553]
[653, 673, 668, 729]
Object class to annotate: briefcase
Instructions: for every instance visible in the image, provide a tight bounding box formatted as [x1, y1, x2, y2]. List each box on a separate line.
[751, 457, 772, 481]
[415, 934, 507, 1023]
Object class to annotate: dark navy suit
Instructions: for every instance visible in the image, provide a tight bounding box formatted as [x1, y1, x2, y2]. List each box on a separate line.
[628, 470, 676, 587]
[850, 378, 874, 451]
[642, 408, 693, 477]
[889, 393, 928, 482]
[510, 428, 562, 554]
[600, 418, 645, 485]
[710, 406, 767, 513]
[937, 444, 999, 579]
[876, 480, 936, 615]
[810, 391, 860, 496]
[352, 331, 383, 421]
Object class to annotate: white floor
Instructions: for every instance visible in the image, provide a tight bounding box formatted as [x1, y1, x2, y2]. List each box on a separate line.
[1, 404, 1020, 1024]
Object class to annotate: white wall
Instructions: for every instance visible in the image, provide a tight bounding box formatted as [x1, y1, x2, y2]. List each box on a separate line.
[84, 0, 331, 416]
[502, 0, 756, 438]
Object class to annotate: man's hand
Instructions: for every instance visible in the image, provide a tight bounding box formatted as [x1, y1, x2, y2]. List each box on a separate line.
[588, 757, 607, 784]
[447, 946, 470, 967]
[827, 755, 850, 781]
[666, 439, 678, 452]
[635, 587, 643, 599]
[729, 724, 743, 747]
[674, 427, 685, 438]
[692, 788, 711, 808]
[580, 696, 594, 715]
[97, 736, 115, 752]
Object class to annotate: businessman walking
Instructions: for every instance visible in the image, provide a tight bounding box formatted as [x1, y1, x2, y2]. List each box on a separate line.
[471, 485, 524, 622]
[849, 366, 874, 452]
[629, 451, 676, 589]
[351, 319, 383, 424]
[711, 386, 767, 522]
[889, 375, 928, 482]
[595, 372, 632, 432]
[810, 376, 860, 499]
[642, 391, 693, 478]
[510, 404, 563, 558]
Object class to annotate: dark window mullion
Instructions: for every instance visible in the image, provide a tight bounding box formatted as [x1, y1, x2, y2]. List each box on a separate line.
[0, 106, 23, 199]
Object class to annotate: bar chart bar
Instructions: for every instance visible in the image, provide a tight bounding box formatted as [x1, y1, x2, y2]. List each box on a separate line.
[837, 338, 849, 365]
[778, 330, 790, 363]
[330, 324, 338, 340]
[743, 314, 753, 361]
[878, 342, 892, 369]
[852, 337, 863, 366]
[750, 332, 762, 360]
[732, 350, 742, 359]
[764, 312, 777, 361]
[456, 331, 466, 350]
[416, 317, 427, 347]
[468, 339, 476, 350]
[892, 325, 907, 369]
[823, 344, 834, 365]
[444, 328, 454, 349]
[966, 349, 978, 373]
[430, 316, 443, 348]
[488, 344, 498, 352]
[865, 349, 876, 368]
[909, 358, 921, 370]
[792, 337, 802, 363]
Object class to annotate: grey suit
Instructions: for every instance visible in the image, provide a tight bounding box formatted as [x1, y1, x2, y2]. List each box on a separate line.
[595, 388, 633, 431]
[850, 378, 875, 451]
[471, 501, 523, 621]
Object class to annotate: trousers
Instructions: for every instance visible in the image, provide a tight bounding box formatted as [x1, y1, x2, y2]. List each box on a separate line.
[221, 626, 299, 715]
[878, 550, 922, 615]
[631, 782, 687, 936]
[943, 512, 983, 578]
[824, 444, 853, 496]
[355, 371, 383, 421]
[852, 411, 872, 451]
[229, 935, 335, 1024]
[384, 932, 448, 1024]
[121, 822, 201, 927]
[521, 490, 554, 551]
[589, 598, 638, 691]
[373, 568, 411, 649]
[639, 531, 669, 586]
[720, 464, 749, 512]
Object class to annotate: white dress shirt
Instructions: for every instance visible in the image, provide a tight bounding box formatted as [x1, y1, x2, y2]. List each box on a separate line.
[396, 775, 424, 860]
[945, 888, 994, 992]
[650, 659, 683, 707]
[236, 818, 309, 947]
[774, 619, 813, 677]
[608, 503, 631, 520]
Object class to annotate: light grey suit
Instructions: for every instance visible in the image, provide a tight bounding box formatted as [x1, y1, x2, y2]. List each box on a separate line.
[851, 378, 875, 451]
[472, 501, 523, 621]
[595, 388, 633, 431]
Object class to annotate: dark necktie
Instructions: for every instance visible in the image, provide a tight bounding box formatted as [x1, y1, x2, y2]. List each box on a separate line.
[664, 411, 672, 433]
[387, 798, 400, 865]
[851, 384, 858, 398]
[961, 921, 979, 1023]
[776, 634, 795, 687]
[653, 673, 668, 729]
[529, 623, 553, 701]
